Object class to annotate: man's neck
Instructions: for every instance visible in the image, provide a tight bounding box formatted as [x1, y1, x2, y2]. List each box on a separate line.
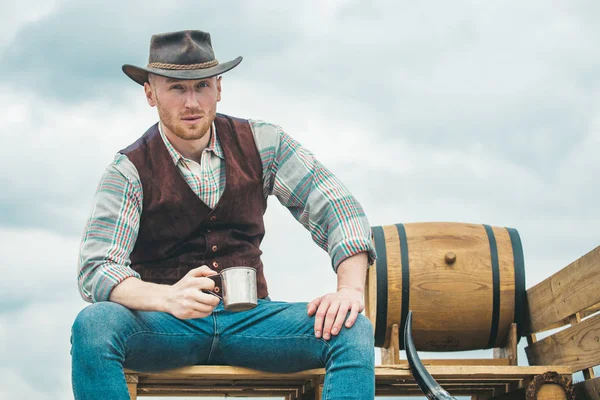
[161, 123, 211, 164]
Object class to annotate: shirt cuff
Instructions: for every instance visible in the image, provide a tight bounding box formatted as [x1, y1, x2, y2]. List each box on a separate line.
[331, 237, 377, 272]
[91, 263, 141, 302]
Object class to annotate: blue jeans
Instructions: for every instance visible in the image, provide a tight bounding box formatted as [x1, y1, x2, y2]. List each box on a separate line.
[71, 299, 375, 399]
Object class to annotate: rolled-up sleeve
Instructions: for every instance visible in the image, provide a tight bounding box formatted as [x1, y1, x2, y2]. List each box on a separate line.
[78, 154, 143, 303]
[251, 120, 377, 271]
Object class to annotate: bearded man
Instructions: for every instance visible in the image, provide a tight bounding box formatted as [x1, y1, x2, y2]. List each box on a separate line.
[71, 30, 376, 399]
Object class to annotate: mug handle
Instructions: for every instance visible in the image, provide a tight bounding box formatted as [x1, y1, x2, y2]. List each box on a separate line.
[202, 274, 223, 299]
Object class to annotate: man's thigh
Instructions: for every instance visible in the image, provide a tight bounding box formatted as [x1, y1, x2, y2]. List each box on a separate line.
[215, 300, 330, 372]
[72, 302, 217, 372]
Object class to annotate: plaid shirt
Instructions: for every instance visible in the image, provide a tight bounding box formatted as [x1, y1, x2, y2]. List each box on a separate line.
[78, 119, 376, 303]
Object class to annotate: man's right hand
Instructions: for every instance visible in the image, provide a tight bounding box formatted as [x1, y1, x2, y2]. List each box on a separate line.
[164, 265, 221, 319]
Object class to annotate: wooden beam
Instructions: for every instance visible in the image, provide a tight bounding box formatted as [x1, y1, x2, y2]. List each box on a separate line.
[525, 245, 600, 334]
[389, 359, 512, 366]
[525, 312, 600, 371]
[574, 376, 600, 400]
[381, 324, 401, 364]
[494, 323, 518, 366]
[569, 312, 596, 380]
[125, 373, 138, 400]
[375, 365, 573, 379]
[129, 364, 573, 381]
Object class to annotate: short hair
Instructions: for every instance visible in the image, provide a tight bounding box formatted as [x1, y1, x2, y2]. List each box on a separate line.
[147, 73, 156, 86]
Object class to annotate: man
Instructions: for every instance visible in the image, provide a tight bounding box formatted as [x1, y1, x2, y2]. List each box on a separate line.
[72, 30, 376, 399]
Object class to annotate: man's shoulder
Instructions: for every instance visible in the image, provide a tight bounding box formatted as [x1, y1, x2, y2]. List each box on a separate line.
[246, 119, 283, 152]
[216, 113, 279, 132]
[107, 153, 140, 185]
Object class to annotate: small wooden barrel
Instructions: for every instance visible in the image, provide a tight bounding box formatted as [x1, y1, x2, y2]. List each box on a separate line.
[366, 222, 526, 351]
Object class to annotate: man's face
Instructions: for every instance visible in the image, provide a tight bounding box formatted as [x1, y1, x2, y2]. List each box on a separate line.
[144, 74, 222, 141]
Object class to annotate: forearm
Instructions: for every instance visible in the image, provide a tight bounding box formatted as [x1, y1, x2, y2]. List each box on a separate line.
[336, 252, 368, 293]
[108, 277, 170, 312]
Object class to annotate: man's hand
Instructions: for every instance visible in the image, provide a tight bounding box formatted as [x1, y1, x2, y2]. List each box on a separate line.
[164, 265, 221, 319]
[307, 286, 364, 340]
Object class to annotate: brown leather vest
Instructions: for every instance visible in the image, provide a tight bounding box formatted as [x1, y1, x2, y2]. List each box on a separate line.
[119, 114, 269, 298]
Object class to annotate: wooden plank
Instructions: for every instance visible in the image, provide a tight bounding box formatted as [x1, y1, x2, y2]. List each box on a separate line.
[494, 323, 518, 366]
[574, 376, 600, 400]
[525, 245, 600, 334]
[569, 312, 596, 380]
[533, 301, 600, 333]
[493, 226, 517, 349]
[526, 312, 600, 371]
[383, 224, 403, 349]
[129, 365, 574, 382]
[381, 324, 400, 364]
[125, 374, 138, 400]
[127, 383, 137, 400]
[391, 359, 511, 366]
[374, 365, 573, 379]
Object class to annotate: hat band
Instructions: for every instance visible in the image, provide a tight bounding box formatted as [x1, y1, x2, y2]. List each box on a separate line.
[147, 60, 219, 70]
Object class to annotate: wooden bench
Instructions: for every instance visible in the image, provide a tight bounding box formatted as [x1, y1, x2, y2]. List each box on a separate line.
[124, 244, 600, 399]
[124, 364, 573, 399]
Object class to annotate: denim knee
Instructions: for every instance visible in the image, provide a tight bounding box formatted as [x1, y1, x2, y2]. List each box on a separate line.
[71, 302, 132, 353]
[346, 314, 375, 350]
[329, 314, 374, 359]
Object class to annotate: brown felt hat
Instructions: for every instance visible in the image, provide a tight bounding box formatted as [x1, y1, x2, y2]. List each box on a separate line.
[122, 30, 242, 85]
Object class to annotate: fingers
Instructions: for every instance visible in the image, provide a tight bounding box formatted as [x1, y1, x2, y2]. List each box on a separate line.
[171, 289, 221, 319]
[315, 299, 341, 340]
[313, 297, 362, 340]
[192, 290, 222, 307]
[307, 296, 322, 317]
[345, 302, 360, 328]
[313, 297, 329, 338]
[321, 301, 341, 340]
[330, 301, 350, 336]
[187, 265, 218, 278]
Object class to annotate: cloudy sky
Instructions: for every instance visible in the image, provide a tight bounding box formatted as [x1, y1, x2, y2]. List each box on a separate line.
[1, 0, 598, 399]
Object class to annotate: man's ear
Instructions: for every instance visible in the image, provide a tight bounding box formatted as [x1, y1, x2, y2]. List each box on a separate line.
[144, 82, 156, 107]
[216, 76, 222, 102]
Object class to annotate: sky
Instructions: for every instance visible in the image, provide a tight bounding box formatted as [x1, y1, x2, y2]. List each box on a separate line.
[0, 0, 598, 399]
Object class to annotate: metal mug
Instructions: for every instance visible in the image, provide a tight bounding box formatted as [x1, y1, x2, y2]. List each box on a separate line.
[203, 266, 257, 312]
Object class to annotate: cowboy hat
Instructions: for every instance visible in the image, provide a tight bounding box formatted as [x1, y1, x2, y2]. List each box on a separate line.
[122, 30, 242, 85]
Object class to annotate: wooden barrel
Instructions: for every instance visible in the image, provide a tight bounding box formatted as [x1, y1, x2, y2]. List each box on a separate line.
[365, 222, 526, 351]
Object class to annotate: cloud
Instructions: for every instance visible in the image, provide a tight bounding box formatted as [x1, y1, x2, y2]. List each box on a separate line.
[0, 0, 310, 102]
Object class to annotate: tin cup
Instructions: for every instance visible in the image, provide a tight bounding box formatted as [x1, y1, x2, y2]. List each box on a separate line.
[203, 267, 257, 312]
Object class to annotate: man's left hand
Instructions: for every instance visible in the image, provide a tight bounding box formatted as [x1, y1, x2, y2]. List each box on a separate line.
[307, 287, 364, 340]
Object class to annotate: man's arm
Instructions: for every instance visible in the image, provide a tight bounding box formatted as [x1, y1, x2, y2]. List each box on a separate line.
[78, 154, 220, 318]
[78, 154, 144, 303]
[109, 267, 220, 319]
[250, 121, 376, 339]
[251, 120, 377, 270]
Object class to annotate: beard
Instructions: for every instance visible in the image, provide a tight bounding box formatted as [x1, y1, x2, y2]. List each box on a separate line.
[156, 98, 214, 141]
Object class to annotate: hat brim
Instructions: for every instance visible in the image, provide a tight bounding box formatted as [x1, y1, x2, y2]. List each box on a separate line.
[122, 56, 243, 86]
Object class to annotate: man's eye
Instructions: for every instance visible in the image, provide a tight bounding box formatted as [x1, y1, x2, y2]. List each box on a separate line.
[198, 82, 209, 88]
[170, 85, 184, 90]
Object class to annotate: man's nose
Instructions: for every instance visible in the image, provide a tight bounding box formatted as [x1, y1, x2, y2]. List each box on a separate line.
[184, 91, 201, 108]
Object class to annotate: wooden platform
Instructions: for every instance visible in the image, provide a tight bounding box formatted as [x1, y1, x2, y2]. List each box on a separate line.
[122, 245, 600, 399]
[125, 364, 574, 399]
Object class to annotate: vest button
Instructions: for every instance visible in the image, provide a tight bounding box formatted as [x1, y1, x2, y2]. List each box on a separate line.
[206, 229, 212, 233]
[213, 261, 219, 268]
[212, 245, 218, 252]
[210, 216, 217, 221]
